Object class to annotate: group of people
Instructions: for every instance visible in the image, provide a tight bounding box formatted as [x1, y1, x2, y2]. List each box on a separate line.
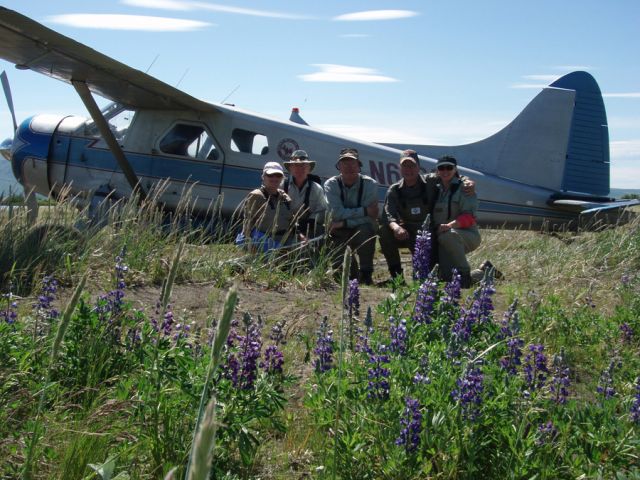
[236, 147, 485, 288]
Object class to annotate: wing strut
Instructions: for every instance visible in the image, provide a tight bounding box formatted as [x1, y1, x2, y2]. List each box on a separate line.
[71, 80, 147, 200]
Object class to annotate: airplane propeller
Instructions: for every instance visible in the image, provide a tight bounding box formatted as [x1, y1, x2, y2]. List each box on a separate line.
[1, 70, 18, 132]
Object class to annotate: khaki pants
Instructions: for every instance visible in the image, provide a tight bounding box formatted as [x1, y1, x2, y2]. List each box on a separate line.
[329, 223, 377, 279]
[437, 228, 481, 281]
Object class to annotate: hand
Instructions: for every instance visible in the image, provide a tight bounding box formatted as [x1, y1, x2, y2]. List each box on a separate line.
[366, 201, 379, 219]
[438, 222, 454, 233]
[393, 225, 409, 241]
[462, 179, 476, 196]
[329, 220, 345, 233]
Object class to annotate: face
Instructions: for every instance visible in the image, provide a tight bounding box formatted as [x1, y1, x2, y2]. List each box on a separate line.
[436, 164, 456, 182]
[338, 157, 360, 185]
[400, 160, 420, 184]
[262, 172, 283, 191]
[290, 162, 311, 181]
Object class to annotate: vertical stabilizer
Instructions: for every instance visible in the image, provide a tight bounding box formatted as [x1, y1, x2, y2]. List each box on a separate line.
[383, 71, 610, 196]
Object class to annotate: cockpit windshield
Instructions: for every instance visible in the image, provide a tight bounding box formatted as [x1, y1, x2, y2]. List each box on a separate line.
[84, 102, 136, 142]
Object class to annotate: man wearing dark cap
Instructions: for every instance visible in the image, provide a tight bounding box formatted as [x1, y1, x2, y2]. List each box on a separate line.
[379, 150, 476, 282]
[283, 149, 327, 236]
[324, 147, 379, 284]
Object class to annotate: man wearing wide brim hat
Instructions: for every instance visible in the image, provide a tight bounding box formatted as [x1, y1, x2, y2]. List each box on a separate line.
[282, 150, 327, 236]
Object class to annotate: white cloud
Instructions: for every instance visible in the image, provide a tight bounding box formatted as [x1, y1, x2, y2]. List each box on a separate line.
[122, 0, 311, 19]
[299, 64, 398, 83]
[333, 10, 418, 21]
[47, 13, 211, 31]
[603, 93, 640, 98]
[611, 139, 640, 159]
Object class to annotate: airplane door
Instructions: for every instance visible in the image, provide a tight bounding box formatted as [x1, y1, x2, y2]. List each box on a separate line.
[154, 121, 224, 213]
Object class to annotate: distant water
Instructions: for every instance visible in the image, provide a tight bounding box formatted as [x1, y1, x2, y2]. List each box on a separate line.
[0, 160, 23, 197]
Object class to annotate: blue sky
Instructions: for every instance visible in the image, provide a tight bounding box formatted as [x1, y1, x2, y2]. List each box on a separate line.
[1, 0, 639, 188]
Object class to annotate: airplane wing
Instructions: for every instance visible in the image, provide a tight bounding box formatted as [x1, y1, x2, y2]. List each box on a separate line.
[549, 197, 640, 214]
[0, 7, 218, 112]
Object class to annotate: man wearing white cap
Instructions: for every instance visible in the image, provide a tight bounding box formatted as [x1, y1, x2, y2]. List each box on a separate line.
[283, 149, 327, 237]
[236, 161, 302, 252]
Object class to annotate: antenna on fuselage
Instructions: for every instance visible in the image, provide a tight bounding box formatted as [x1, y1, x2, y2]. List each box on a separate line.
[145, 54, 160, 74]
[176, 68, 190, 88]
[221, 84, 240, 105]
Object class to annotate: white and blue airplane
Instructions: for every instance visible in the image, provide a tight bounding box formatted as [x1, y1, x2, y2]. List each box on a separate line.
[0, 7, 637, 229]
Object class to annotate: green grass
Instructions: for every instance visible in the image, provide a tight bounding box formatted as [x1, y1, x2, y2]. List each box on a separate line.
[1, 196, 639, 478]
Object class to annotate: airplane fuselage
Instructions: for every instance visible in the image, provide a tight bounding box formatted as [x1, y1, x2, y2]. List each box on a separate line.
[11, 105, 577, 230]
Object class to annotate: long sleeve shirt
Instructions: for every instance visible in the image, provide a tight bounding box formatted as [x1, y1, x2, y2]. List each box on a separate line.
[324, 174, 379, 228]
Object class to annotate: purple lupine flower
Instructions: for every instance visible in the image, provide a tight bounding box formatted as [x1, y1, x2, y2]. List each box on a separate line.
[620, 323, 634, 343]
[549, 351, 570, 405]
[234, 313, 263, 389]
[631, 377, 640, 424]
[472, 279, 496, 324]
[500, 337, 525, 375]
[314, 316, 334, 373]
[452, 365, 484, 421]
[413, 273, 438, 324]
[35, 275, 59, 320]
[94, 252, 129, 320]
[497, 300, 519, 340]
[269, 318, 287, 345]
[535, 420, 559, 446]
[451, 306, 477, 346]
[621, 273, 631, 287]
[395, 397, 422, 454]
[1, 291, 18, 325]
[412, 229, 432, 282]
[348, 279, 360, 318]
[443, 270, 462, 305]
[413, 356, 431, 385]
[523, 344, 549, 395]
[367, 345, 390, 400]
[261, 344, 284, 374]
[596, 359, 617, 399]
[389, 316, 408, 356]
[161, 306, 175, 337]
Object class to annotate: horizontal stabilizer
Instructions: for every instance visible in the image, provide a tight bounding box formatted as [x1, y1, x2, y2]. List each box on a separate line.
[0, 7, 218, 111]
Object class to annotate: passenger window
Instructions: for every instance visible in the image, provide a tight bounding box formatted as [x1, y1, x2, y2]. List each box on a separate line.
[159, 123, 219, 160]
[230, 128, 269, 155]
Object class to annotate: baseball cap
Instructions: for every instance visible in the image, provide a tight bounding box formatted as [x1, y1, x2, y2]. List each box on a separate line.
[400, 149, 419, 165]
[436, 155, 457, 167]
[263, 161, 284, 175]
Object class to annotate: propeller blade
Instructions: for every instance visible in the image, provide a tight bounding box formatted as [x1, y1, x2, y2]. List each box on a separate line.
[1, 71, 18, 132]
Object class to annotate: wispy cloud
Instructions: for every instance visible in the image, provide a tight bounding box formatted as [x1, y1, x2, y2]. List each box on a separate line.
[122, 0, 312, 19]
[299, 64, 398, 83]
[340, 33, 371, 38]
[603, 93, 640, 98]
[611, 139, 640, 158]
[333, 10, 418, 21]
[47, 13, 211, 31]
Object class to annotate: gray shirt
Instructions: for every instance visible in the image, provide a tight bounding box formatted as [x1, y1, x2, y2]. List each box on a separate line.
[324, 174, 378, 228]
[285, 178, 328, 224]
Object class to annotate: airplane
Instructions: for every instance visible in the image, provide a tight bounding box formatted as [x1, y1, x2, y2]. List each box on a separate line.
[0, 6, 637, 231]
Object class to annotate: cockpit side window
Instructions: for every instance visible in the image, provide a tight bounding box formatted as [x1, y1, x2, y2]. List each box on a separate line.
[159, 123, 219, 160]
[230, 128, 269, 155]
[84, 103, 135, 142]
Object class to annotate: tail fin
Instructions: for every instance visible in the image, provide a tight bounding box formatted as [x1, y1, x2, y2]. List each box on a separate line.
[289, 107, 309, 126]
[383, 71, 610, 196]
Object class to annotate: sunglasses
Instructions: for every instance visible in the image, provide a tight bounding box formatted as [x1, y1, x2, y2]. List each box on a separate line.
[437, 165, 455, 171]
[265, 173, 283, 178]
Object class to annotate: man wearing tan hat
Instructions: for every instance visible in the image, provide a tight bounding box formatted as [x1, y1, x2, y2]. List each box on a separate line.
[324, 147, 379, 285]
[283, 149, 327, 237]
[380, 149, 476, 283]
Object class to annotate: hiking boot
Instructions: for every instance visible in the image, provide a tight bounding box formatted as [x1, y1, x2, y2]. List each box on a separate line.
[479, 260, 503, 279]
[360, 269, 373, 286]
